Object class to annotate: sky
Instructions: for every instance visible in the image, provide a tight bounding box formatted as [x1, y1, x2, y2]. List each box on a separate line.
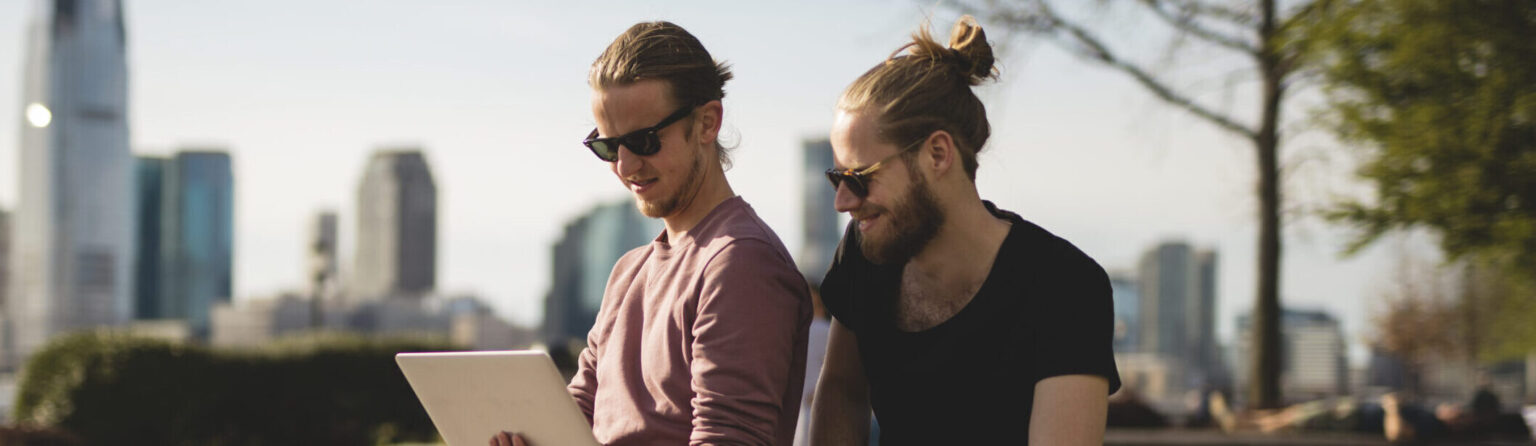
[0, 0, 1434, 365]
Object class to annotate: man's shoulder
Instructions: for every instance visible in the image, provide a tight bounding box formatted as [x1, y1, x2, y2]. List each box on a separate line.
[693, 198, 792, 259]
[614, 241, 657, 268]
[997, 214, 1108, 285]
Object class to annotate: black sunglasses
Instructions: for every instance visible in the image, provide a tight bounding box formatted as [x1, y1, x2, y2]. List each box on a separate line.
[583, 104, 696, 162]
[825, 139, 924, 198]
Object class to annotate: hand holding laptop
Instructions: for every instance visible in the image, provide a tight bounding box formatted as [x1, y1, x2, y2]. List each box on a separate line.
[396, 350, 600, 446]
[488, 431, 528, 446]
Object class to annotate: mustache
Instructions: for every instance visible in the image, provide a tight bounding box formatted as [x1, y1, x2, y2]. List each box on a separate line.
[850, 204, 885, 221]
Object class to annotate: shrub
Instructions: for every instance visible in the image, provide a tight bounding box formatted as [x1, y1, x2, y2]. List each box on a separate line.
[13, 331, 459, 446]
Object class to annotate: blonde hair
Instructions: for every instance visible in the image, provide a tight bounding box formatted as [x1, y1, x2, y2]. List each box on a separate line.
[589, 22, 734, 164]
[839, 15, 998, 180]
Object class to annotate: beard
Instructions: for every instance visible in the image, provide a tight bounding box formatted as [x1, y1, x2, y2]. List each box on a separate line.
[636, 144, 706, 219]
[859, 170, 945, 265]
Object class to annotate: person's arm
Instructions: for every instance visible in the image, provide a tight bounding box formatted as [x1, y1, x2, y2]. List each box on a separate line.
[1025, 248, 1120, 445]
[689, 240, 810, 445]
[810, 318, 870, 446]
[567, 253, 642, 425]
[1028, 375, 1109, 445]
[566, 343, 599, 423]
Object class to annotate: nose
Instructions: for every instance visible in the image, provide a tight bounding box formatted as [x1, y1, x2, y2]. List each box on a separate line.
[613, 144, 642, 178]
[833, 182, 861, 214]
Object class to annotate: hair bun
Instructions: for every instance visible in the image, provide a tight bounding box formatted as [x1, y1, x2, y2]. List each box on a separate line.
[947, 15, 996, 86]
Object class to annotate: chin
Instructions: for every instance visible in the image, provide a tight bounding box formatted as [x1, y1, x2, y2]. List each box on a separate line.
[636, 197, 678, 219]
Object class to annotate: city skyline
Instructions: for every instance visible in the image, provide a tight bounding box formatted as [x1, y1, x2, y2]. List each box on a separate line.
[0, 1, 1431, 363]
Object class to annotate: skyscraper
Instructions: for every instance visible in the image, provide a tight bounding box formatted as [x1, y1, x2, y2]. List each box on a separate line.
[543, 200, 661, 347]
[308, 210, 338, 296]
[353, 149, 437, 299]
[307, 210, 338, 329]
[10, 0, 134, 363]
[799, 138, 840, 283]
[1137, 241, 1220, 384]
[0, 208, 10, 305]
[0, 208, 11, 365]
[133, 156, 165, 320]
[159, 151, 234, 338]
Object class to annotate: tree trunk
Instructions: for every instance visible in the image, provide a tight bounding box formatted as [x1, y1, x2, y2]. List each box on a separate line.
[1249, 0, 1285, 410]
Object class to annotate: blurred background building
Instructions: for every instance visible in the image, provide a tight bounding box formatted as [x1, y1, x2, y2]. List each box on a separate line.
[1112, 241, 1228, 414]
[209, 148, 525, 351]
[7, 0, 135, 367]
[541, 199, 660, 351]
[133, 156, 165, 321]
[1139, 241, 1221, 384]
[133, 151, 234, 339]
[353, 149, 437, 300]
[307, 210, 339, 327]
[1233, 309, 1349, 405]
[1110, 272, 1140, 354]
[0, 208, 9, 365]
[799, 138, 839, 283]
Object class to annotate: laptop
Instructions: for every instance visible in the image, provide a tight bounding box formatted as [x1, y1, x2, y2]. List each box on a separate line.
[396, 350, 600, 446]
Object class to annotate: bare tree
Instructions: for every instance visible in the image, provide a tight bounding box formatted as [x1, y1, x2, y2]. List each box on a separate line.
[950, 0, 1318, 408]
[1373, 255, 1459, 397]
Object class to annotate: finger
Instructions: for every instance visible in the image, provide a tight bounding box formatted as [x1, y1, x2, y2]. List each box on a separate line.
[513, 433, 530, 446]
[493, 431, 513, 446]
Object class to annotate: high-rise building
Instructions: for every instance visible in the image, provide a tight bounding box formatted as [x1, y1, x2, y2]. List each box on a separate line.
[10, 0, 135, 363]
[799, 138, 840, 283]
[1137, 241, 1221, 386]
[1234, 309, 1349, 402]
[308, 210, 338, 293]
[307, 210, 338, 328]
[542, 200, 661, 347]
[1109, 272, 1139, 353]
[132, 151, 234, 339]
[133, 156, 166, 320]
[1, 208, 10, 309]
[0, 208, 11, 367]
[353, 149, 437, 299]
[158, 151, 234, 338]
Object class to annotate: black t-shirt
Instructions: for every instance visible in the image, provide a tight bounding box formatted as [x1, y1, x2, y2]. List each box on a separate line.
[819, 202, 1122, 445]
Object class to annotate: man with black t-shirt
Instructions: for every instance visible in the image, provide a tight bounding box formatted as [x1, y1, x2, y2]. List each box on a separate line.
[810, 16, 1122, 445]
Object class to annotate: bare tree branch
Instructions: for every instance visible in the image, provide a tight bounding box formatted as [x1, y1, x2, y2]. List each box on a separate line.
[1161, 0, 1261, 27]
[1138, 0, 1259, 54]
[987, 0, 1259, 139]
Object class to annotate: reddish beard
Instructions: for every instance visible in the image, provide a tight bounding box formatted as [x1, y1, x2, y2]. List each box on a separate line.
[858, 168, 945, 265]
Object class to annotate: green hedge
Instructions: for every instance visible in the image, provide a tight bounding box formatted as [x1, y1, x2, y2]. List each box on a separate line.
[12, 331, 460, 446]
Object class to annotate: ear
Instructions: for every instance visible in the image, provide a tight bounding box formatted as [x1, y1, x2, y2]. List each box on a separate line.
[920, 130, 959, 179]
[693, 99, 723, 144]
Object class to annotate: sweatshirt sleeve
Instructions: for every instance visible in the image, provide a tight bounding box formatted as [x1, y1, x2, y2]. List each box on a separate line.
[688, 239, 810, 445]
[567, 340, 599, 425]
[567, 249, 641, 425]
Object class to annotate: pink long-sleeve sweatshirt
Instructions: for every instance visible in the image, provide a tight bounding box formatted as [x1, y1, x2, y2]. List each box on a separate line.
[568, 197, 812, 446]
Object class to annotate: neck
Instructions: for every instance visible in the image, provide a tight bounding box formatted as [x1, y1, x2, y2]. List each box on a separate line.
[906, 193, 1010, 282]
[661, 164, 735, 242]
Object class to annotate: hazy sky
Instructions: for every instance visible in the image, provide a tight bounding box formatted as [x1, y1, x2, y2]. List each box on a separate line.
[0, 0, 1428, 364]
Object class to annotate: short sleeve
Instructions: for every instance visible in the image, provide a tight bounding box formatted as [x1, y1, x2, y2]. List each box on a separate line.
[1029, 243, 1123, 394]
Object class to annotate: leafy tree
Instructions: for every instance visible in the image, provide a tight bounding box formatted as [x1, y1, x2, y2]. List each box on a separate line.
[1303, 0, 1536, 272]
[951, 0, 1319, 408]
[1300, 0, 1536, 358]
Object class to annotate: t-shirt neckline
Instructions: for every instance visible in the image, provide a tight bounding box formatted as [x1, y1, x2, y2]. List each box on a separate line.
[887, 201, 1023, 337]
